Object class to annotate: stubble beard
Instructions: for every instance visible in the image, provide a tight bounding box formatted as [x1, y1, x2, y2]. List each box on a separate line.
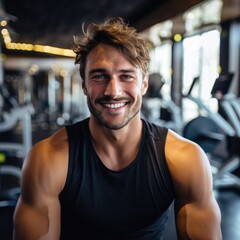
[86, 96, 141, 130]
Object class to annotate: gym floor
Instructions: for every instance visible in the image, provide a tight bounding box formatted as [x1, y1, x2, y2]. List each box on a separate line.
[0, 126, 240, 240]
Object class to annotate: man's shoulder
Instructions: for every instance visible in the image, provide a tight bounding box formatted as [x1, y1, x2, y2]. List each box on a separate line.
[36, 127, 68, 150]
[23, 127, 69, 191]
[26, 127, 68, 168]
[165, 130, 211, 189]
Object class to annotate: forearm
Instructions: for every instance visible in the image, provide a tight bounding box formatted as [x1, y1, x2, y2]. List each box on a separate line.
[13, 199, 60, 240]
[176, 221, 222, 240]
[175, 202, 222, 240]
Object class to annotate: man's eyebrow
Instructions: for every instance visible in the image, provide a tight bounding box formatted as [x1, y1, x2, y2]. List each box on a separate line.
[119, 69, 136, 73]
[89, 68, 107, 75]
[88, 68, 137, 75]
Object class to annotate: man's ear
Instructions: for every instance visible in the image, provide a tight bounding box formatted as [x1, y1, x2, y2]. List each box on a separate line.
[141, 75, 149, 96]
[82, 80, 87, 95]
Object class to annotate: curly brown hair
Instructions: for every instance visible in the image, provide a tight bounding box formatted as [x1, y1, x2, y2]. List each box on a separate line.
[73, 17, 150, 80]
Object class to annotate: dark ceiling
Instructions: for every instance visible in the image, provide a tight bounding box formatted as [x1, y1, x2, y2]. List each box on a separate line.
[1, 0, 205, 51]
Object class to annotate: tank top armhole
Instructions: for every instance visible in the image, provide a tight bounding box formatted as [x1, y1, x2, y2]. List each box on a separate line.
[142, 119, 175, 199]
[59, 119, 89, 201]
[59, 124, 74, 199]
[160, 128, 175, 198]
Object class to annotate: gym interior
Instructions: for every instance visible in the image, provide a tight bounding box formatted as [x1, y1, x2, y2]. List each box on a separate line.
[0, 0, 240, 239]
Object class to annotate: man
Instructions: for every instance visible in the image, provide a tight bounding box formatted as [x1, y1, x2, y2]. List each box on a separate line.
[13, 17, 222, 239]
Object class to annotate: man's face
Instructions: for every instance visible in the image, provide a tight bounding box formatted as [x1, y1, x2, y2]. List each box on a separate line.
[83, 43, 148, 130]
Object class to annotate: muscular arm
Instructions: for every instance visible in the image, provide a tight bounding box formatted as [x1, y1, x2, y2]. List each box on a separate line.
[13, 128, 68, 240]
[166, 130, 222, 240]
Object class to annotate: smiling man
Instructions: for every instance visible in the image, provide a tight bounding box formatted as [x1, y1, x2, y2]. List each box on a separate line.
[84, 43, 146, 131]
[13, 17, 222, 240]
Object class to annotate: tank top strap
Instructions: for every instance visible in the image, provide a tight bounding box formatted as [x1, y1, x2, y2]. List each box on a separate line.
[59, 118, 90, 202]
[142, 119, 175, 200]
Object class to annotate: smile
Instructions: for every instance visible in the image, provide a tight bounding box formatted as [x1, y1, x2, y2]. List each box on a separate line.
[104, 103, 126, 109]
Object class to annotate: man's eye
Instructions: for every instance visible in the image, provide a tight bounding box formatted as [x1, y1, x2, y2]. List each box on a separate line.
[92, 74, 106, 80]
[120, 75, 133, 81]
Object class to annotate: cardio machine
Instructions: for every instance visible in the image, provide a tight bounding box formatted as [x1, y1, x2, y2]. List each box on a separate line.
[141, 73, 182, 133]
[183, 73, 240, 189]
[0, 83, 34, 206]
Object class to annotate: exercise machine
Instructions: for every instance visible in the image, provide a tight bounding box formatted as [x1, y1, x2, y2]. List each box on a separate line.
[183, 73, 240, 189]
[0, 83, 34, 158]
[141, 73, 182, 133]
[210, 73, 240, 189]
[0, 83, 34, 206]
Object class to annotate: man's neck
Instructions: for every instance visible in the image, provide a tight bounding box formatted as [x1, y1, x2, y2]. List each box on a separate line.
[89, 116, 143, 170]
[89, 115, 142, 140]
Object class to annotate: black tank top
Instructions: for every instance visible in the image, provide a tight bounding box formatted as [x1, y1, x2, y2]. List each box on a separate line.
[59, 118, 175, 239]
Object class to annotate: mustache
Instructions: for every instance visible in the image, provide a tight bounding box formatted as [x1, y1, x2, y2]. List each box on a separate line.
[96, 96, 131, 102]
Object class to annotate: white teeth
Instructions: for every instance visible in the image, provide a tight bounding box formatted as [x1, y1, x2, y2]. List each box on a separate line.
[104, 103, 125, 109]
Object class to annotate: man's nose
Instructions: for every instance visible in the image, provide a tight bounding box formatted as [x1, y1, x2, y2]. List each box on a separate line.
[104, 77, 123, 98]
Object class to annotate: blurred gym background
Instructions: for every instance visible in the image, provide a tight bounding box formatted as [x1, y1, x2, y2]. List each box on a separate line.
[0, 0, 240, 239]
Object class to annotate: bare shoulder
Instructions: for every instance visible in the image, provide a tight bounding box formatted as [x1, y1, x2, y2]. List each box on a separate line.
[33, 127, 68, 158]
[22, 127, 69, 196]
[165, 129, 209, 166]
[165, 131, 222, 239]
[13, 128, 68, 239]
[165, 129, 212, 198]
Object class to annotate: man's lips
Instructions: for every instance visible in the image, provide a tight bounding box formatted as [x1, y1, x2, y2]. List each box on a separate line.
[98, 97, 130, 109]
[103, 102, 128, 109]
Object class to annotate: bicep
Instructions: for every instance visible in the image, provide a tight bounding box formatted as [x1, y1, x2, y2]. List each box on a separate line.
[166, 132, 222, 239]
[13, 143, 62, 240]
[174, 147, 222, 239]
